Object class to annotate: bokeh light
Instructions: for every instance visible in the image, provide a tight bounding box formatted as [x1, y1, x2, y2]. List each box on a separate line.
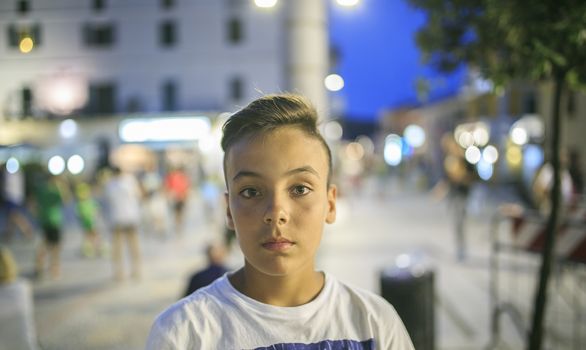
[345, 142, 365, 161]
[254, 0, 278, 8]
[482, 145, 499, 164]
[384, 134, 402, 166]
[67, 155, 85, 175]
[336, 0, 360, 7]
[324, 120, 343, 140]
[6, 157, 20, 174]
[60, 119, 78, 139]
[324, 74, 344, 92]
[19, 37, 34, 53]
[476, 159, 493, 180]
[464, 146, 481, 164]
[510, 127, 528, 145]
[48, 156, 65, 175]
[403, 124, 425, 148]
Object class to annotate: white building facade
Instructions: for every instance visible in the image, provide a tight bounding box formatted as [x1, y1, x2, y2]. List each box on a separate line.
[0, 0, 328, 120]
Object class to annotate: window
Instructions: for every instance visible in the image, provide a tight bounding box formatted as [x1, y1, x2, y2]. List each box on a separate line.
[86, 83, 116, 115]
[161, 0, 175, 9]
[17, 0, 30, 14]
[21, 87, 32, 117]
[93, 0, 106, 12]
[229, 77, 243, 101]
[227, 18, 243, 44]
[159, 20, 177, 47]
[567, 92, 576, 117]
[162, 80, 178, 111]
[524, 91, 536, 114]
[7, 24, 41, 51]
[83, 23, 116, 47]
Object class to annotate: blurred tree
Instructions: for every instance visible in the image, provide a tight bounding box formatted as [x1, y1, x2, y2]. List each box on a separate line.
[406, 0, 586, 349]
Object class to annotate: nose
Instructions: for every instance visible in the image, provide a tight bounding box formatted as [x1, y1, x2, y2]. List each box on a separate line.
[263, 193, 289, 225]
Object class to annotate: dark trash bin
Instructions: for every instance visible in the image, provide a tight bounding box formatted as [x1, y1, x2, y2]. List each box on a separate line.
[380, 256, 435, 350]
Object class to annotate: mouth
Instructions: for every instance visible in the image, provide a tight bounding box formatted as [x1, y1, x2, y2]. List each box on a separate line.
[262, 238, 295, 252]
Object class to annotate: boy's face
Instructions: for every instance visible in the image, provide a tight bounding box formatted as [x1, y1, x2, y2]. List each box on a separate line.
[224, 126, 336, 278]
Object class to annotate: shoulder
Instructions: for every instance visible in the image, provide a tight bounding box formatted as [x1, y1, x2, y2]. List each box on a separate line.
[329, 276, 415, 350]
[331, 276, 395, 315]
[146, 277, 230, 349]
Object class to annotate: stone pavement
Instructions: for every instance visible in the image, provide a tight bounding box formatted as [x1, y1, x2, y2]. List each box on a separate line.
[3, 178, 580, 349]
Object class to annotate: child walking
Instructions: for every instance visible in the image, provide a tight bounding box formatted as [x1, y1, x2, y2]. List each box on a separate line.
[146, 94, 414, 349]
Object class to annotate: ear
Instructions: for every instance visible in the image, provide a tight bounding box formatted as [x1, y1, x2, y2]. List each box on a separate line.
[224, 192, 235, 230]
[325, 184, 337, 224]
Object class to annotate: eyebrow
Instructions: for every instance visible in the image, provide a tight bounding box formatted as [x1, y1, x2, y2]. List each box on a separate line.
[232, 166, 320, 182]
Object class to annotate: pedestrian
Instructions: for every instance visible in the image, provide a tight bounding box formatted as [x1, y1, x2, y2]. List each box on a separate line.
[183, 242, 228, 297]
[164, 165, 190, 234]
[32, 173, 68, 280]
[146, 93, 414, 349]
[0, 247, 40, 350]
[74, 181, 103, 258]
[104, 166, 143, 281]
[1, 162, 34, 242]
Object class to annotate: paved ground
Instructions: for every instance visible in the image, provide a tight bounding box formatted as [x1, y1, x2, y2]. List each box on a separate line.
[3, 177, 584, 349]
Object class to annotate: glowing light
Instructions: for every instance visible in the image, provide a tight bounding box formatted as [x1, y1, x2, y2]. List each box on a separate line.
[403, 124, 426, 148]
[48, 156, 65, 175]
[254, 0, 277, 8]
[482, 145, 499, 164]
[19, 37, 34, 53]
[59, 119, 78, 139]
[510, 127, 528, 145]
[324, 74, 344, 92]
[384, 134, 403, 166]
[345, 142, 364, 161]
[324, 121, 343, 140]
[6, 157, 20, 174]
[524, 145, 543, 170]
[336, 0, 360, 7]
[67, 155, 85, 175]
[119, 117, 211, 142]
[476, 159, 493, 181]
[356, 135, 374, 156]
[506, 147, 522, 167]
[457, 131, 474, 149]
[473, 127, 490, 147]
[395, 254, 411, 269]
[36, 72, 88, 115]
[465, 146, 481, 164]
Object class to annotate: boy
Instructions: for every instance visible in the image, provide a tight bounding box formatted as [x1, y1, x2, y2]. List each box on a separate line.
[146, 94, 414, 349]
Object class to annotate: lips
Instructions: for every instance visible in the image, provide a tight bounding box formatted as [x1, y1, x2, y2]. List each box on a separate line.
[262, 238, 294, 252]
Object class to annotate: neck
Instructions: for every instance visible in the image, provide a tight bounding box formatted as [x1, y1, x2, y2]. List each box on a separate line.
[229, 265, 324, 307]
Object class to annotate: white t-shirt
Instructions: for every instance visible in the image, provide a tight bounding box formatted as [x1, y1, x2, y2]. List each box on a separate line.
[146, 272, 414, 350]
[104, 173, 142, 226]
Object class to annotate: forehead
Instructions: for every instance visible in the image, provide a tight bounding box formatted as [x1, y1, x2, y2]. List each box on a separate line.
[224, 127, 329, 179]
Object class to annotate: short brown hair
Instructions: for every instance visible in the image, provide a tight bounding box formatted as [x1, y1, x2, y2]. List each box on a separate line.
[221, 93, 332, 184]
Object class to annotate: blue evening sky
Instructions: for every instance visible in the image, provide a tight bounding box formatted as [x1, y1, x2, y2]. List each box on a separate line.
[328, 0, 467, 121]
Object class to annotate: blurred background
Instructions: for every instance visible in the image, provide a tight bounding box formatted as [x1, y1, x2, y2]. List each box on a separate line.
[1, 0, 585, 349]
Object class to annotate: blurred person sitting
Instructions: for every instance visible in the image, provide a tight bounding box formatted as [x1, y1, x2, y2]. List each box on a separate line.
[183, 243, 228, 297]
[0, 247, 40, 350]
[104, 166, 143, 281]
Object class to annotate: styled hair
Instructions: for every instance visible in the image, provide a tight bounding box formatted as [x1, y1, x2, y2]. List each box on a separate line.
[221, 93, 332, 184]
[0, 247, 18, 284]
